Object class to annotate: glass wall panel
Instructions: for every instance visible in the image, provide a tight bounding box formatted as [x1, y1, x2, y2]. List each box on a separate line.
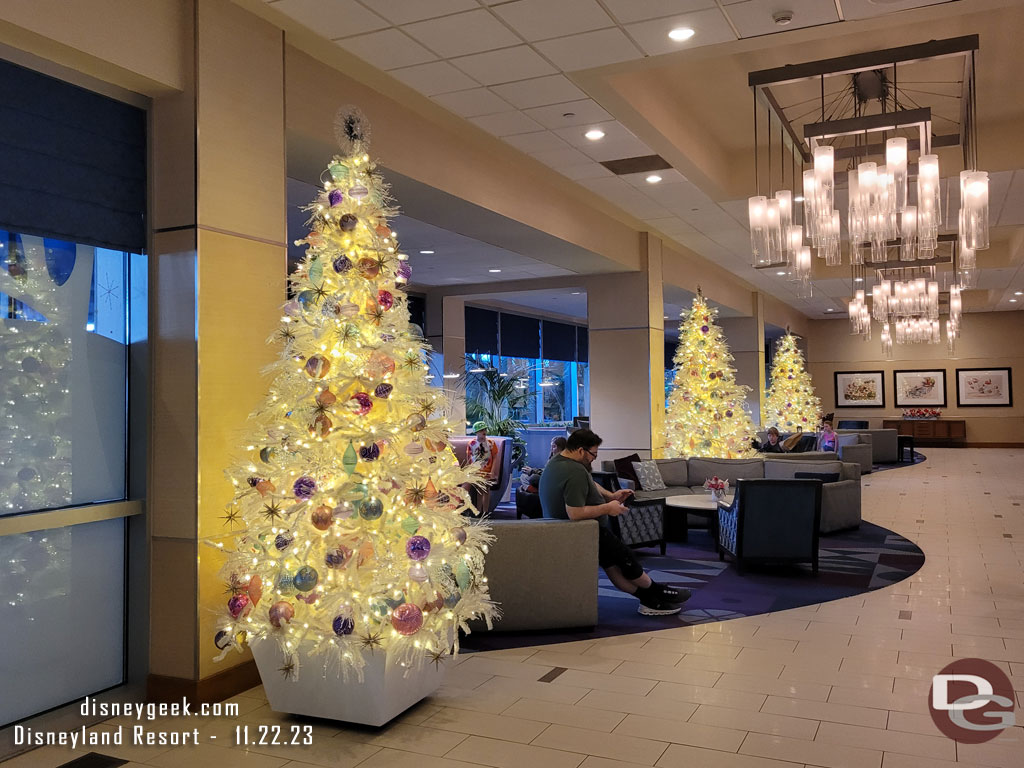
[1, 232, 135, 515]
[0, 517, 126, 726]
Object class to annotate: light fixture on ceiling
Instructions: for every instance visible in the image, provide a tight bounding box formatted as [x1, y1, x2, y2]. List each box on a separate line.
[571, 291, 581, 295]
[746, 38, 988, 356]
[488, 269, 501, 273]
[584, 128, 605, 141]
[825, 308, 834, 312]
[646, 174, 662, 184]
[776, 271, 787, 276]
[1012, 299, 1019, 303]
[668, 27, 695, 41]
[442, 373, 460, 379]
[772, 10, 794, 26]
[419, 250, 434, 254]
[1016, 291, 1023, 296]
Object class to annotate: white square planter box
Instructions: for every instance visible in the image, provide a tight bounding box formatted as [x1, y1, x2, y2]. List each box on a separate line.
[250, 639, 445, 727]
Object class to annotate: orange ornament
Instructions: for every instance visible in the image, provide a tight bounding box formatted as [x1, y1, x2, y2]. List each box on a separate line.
[255, 480, 275, 497]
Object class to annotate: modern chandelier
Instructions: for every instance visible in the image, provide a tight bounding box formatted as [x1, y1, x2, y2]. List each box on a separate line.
[747, 36, 987, 355]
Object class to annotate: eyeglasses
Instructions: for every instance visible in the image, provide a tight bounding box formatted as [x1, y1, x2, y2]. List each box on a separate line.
[583, 448, 599, 459]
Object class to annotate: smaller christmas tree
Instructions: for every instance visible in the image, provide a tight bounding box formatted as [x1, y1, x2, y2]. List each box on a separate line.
[665, 291, 757, 459]
[765, 333, 821, 432]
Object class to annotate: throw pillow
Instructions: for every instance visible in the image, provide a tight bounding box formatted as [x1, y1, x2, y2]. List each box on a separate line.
[613, 452, 641, 484]
[632, 460, 667, 491]
[835, 433, 860, 449]
[794, 471, 841, 483]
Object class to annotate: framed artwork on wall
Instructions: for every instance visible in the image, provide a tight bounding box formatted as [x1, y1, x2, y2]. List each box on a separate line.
[956, 368, 1013, 407]
[894, 369, 947, 407]
[834, 371, 885, 408]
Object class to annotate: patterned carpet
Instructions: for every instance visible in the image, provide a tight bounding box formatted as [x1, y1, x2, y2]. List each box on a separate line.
[460, 521, 925, 652]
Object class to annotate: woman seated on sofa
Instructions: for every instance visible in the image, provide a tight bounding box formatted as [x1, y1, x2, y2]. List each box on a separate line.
[815, 420, 838, 452]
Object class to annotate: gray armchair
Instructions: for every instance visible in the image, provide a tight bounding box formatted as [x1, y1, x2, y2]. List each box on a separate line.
[717, 479, 822, 574]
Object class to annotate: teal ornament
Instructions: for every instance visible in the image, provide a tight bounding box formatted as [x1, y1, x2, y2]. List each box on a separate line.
[368, 598, 389, 621]
[401, 516, 419, 535]
[259, 447, 276, 463]
[342, 441, 358, 474]
[358, 497, 384, 520]
[455, 560, 472, 591]
[276, 573, 294, 591]
[384, 594, 406, 609]
[328, 161, 348, 181]
[308, 258, 323, 283]
[297, 290, 317, 309]
[293, 566, 319, 592]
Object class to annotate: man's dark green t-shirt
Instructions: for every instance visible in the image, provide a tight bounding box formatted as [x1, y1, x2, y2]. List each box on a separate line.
[538, 454, 604, 520]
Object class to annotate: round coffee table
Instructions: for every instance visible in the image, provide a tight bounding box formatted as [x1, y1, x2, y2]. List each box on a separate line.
[665, 493, 732, 544]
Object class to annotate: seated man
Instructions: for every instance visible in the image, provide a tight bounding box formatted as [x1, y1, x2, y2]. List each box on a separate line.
[461, 421, 499, 515]
[538, 428, 691, 616]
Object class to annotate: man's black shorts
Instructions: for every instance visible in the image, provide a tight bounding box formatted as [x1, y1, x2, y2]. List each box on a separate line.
[598, 525, 643, 580]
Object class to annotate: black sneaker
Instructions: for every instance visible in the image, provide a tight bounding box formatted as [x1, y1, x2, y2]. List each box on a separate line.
[654, 583, 692, 603]
[636, 593, 682, 616]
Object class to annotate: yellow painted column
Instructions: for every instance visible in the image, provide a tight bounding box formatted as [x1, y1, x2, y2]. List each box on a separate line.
[587, 233, 664, 461]
[149, 0, 285, 698]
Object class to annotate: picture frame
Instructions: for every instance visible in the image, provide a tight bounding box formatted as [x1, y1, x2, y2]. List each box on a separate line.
[956, 368, 1013, 407]
[894, 369, 947, 407]
[834, 370, 885, 408]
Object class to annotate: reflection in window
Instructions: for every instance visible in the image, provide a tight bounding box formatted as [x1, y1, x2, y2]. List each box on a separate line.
[1, 231, 137, 515]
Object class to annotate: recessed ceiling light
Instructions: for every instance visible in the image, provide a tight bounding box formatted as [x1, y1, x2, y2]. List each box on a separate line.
[1012, 299, 1019, 303]
[854, 277, 864, 282]
[776, 271, 787, 276]
[489, 269, 501, 273]
[646, 174, 662, 184]
[584, 128, 605, 141]
[825, 308, 834, 312]
[419, 250, 434, 254]
[668, 27, 695, 42]
[571, 291, 581, 295]
[1016, 291, 1023, 295]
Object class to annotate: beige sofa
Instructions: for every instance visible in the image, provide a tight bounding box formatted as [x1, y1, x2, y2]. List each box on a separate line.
[756, 431, 874, 473]
[604, 455, 862, 534]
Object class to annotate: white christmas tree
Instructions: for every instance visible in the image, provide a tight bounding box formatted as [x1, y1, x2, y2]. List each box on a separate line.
[213, 108, 495, 680]
[765, 333, 821, 432]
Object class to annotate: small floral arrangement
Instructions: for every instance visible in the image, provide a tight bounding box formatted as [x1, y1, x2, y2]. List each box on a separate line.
[704, 476, 729, 493]
[903, 408, 941, 419]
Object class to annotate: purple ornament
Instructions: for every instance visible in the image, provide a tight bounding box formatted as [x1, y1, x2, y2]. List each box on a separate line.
[228, 594, 250, 619]
[350, 392, 373, 415]
[339, 213, 358, 231]
[348, 185, 368, 199]
[332, 615, 355, 636]
[293, 476, 317, 499]
[274, 533, 293, 551]
[359, 443, 380, 461]
[328, 189, 344, 206]
[701, 325, 709, 334]
[397, 262, 412, 282]
[247, 476, 261, 487]
[406, 535, 431, 561]
[374, 383, 393, 399]
[325, 546, 352, 568]
[333, 255, 352, 274]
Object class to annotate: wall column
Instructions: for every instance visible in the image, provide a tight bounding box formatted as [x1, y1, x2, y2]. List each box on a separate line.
[148, 0, 286, 700]
[719, 292, 766, 426]
[587, 233, 664, 461]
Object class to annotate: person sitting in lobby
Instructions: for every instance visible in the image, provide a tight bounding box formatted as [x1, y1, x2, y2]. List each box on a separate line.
[755, 426, 787, 453]
[520, 436, 567, 490]
[538, 428, 692, 616]
[816, 420, 838, 452]
[462, 421, 499, 515]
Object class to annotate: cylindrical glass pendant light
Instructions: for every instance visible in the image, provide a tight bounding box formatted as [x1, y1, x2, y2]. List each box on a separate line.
[748, 195, 768, 265]
[900, 206, 917, 262]
[886, 137, 908, 212]
[962, 170, 990, 250]
[813, 145, 834, 219]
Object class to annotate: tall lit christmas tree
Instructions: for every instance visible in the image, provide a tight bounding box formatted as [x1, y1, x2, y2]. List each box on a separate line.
[764, 333, 821, 432]
[213, 108, 494, 680]
[665, 291, 756, 459]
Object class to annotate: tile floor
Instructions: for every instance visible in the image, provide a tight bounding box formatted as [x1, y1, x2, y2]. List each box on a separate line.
[6, 448, 1023, 768]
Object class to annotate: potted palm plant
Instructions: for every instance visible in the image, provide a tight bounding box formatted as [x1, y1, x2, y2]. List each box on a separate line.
[464, 355, 532, 470]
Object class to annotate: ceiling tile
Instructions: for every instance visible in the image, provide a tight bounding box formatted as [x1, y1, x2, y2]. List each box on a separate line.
[502, 130, 573, 153]
[450, 45, 557, 85]
[626, 8, 736, 55]
[367, 0, 478, 24]
[998, 171, 1024, 226]
[490, 74, 587, 109]
[493, 0, 614, 42]
[432, 87, 513, 117]
[522, 99, 612, 129]
[553, 119, 641, 149]
[402, 9, 521, 57]
[336, 28, 436, 69]
[529, 146, 594, 169]
[469, 110, 544, 136]
[559, 163, 614, 180]
[389, 61, 479, 95]
[838, 0, 953, 21]
[644, 216, 697, 235]
[577, 135, 654, 162]
[272, 0, 389, 38]
[621, 168, 689, 188]
[723, 0, 840, 39]
[534, 28, 643, 70]
[602, 0, 719, 24]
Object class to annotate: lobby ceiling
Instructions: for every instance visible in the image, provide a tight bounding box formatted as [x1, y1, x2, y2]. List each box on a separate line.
[261, 0, 1024, 320]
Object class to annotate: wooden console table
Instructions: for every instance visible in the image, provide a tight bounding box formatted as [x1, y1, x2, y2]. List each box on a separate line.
[882, 419, 966, 446]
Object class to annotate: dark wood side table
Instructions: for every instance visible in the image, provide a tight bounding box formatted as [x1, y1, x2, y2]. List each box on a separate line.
[897, 434, 915, 462]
